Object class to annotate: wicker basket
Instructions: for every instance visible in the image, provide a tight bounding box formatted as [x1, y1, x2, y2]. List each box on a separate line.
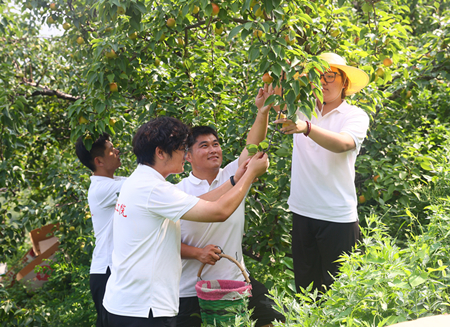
[195, 253, 252, 326]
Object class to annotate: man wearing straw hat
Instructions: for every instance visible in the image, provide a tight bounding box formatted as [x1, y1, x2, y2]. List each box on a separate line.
[275, 52, 370, 293]
[176, 86, 285, 327]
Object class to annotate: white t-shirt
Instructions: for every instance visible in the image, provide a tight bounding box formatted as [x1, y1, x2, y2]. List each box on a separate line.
[288, 101, 369, 223]
[88, 175, 127, 274]
[103, 164, 200, 318]
[177, 159, 248, 298]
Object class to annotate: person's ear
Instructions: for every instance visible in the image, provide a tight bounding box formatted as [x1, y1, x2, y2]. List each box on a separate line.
[185, 151, 193, 163]
[155, 147, 166, 160]
[343, 76, 349, 88]
[94, 156, 103, 167]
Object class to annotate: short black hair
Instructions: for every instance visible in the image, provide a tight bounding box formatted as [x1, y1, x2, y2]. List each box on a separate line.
[190, 126, 219, 145]
[132, 116, 191, 166]
[75, 133, 110, 172]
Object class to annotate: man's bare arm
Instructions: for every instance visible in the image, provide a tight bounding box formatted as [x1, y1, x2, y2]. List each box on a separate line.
[181, 243, 221, 265]
[238, 85, 273, 165]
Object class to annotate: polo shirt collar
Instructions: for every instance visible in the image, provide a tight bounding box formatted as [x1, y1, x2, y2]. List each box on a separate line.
[333, 100, 350, 113]
[316, 100, 350, 118]
[187, 169, 223, 186]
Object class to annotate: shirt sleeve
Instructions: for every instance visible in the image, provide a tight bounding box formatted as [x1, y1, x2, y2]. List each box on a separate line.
[340, 108, 369, 152]
[176, 178, 187, 192]
[148, 181, 200, 222]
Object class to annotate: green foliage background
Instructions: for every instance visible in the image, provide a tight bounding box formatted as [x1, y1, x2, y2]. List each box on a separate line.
[1, 0, 450, 325]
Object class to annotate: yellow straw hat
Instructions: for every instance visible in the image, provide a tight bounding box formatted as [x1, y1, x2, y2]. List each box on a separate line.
[318, 53, 369, 95]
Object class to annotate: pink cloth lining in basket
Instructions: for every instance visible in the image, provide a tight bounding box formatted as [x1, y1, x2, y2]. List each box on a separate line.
[195, 279, 252, 301]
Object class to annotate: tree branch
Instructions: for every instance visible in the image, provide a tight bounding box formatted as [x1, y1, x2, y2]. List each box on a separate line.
[243, 247, 262, 262]
[35, 66, 48, 88]
[25, 81, 81, 101]
[12, 59, 80, 101]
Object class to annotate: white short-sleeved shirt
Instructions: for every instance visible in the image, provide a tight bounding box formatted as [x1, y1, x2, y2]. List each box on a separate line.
[88, 175, 127, 274]
[288, 101, 369, 223]
[103, 164, 200, 318]
[177, 159, 248, 298]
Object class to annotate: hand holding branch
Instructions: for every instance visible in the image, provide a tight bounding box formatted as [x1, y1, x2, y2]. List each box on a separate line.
[274, 118, 308, 135]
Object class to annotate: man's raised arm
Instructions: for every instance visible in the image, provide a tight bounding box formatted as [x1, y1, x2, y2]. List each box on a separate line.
[238, 84, 274, 165]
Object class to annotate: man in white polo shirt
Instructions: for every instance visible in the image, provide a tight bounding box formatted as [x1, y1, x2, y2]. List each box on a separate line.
[75, 132, 126, 327]
[102, 116, 269, 327]
[176, 87, 285, 327]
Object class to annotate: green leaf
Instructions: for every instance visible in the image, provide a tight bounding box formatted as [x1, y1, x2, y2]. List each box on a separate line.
[271, 44, 281, 57]
[280, 257, 294, 270]
[275, 148, 291, 157]
[264, 94, 276, 106]
[285, 90, 296, 103]
[111, 0, 121, 7]
[242, 0, 251, 12]
[184, 59, 192, 69]
[246, 144, 258, 155]
[362, 2, 372, 13]
[181, 4, 189, 17]
[259, 141, 269, 150]
[87, 72, 98, 85]
[14, 99, 24, 110]
[241, 29, 251, 41]
[95, 102, 106, 114]
[250, 47, 260, 62]
[227, 25, 244, 41]
[275, 19, 283, 32]
[409, 272, 428, 287]
[130, 15, 141, 31]
[292, 80, 300, 96]
[93, 46, 104, 60]
[312, 88, 323, 103]
[272, 0, 281, 10]
[420, 161, 433, 171]
[380, 316, 400, 326]
[272, 63, 282, 77]
[263, 0, 273, 13]
[134, 2, 147, 14]
[298, 13, 313, 24]
[244, 22, 253, 30]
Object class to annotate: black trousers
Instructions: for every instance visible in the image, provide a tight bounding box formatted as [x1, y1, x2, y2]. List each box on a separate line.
[102, 309, 176, 327]
[291, 213, 360, 293]
[90, 267, 111, 327]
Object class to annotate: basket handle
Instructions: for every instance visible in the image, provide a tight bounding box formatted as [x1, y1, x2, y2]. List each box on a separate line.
[197, 253, 250, 283]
